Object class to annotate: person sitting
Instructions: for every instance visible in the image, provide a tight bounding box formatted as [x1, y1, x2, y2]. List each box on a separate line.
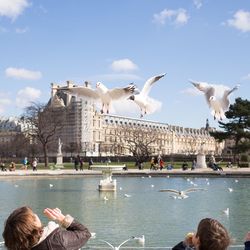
[182, 161, 188, 171]
[2, 206, 91, 250]
[123, 164, 128, 171]
[166, 163, 173, 170]
[172, 218, 231, 250]
[8, 162, 16, 171]
[1, 161, 7, 171]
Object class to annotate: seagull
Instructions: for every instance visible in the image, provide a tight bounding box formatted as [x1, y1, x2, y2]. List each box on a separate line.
[124, 194, 131, 198]
[223, 208, 229, 216]
[228, 188, 233, 192]
[99, 237, 133, 250]
[133, 235, 145, 245]
[60, 82, 136, 114]
[151, 184, 155, 188]
[128, 73, 166, 117]
[103, 196, 108, 201]
[159, 188, 206, 199]
[235, 179, 239, 183]
[189, 80, 239, 120]
[49, 184, 53, 188]
[90, 232, 96, 239]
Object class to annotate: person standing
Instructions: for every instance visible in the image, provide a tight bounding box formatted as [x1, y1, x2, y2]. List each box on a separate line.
[32, 158, 38, 171]
[79, 158, 84, 171]
[74, 155, 79, 171]
[159, 159, 165, 170]
[23, 157, 28, 170]
[88, 158, 93, 170]
[191, 160, 196, 170]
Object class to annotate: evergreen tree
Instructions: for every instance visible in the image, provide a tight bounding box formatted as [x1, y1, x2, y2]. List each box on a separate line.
[210, 98, 250, 163]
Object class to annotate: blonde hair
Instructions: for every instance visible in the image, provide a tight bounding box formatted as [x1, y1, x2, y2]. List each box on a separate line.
[2, 207, 43, 250]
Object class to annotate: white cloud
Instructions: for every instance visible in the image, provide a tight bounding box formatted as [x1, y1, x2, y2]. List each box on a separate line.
[153, 8, 189, 26]
[15, 26, 28, 33]
[0, 0, 30, 20]
[16, 87, 41, 108]
[193, 0, 202, 9]
[111, 59, 138, 72]
[5, 67, 42, 80]
[227, 10, 250, 32]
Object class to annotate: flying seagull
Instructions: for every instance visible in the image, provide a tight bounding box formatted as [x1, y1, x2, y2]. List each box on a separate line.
[99, 237, 133, 250]
[128, 73, 166, 117]
[189, 80, 239, 120]
[60, 82, 136, 114]
[159, 187, 206, 199]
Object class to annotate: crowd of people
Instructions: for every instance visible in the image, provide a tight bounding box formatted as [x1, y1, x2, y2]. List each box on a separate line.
[1, 207, 250, 250]
[1, 157, 39, 172]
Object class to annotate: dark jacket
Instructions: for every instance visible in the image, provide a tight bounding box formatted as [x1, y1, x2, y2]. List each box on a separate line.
[245, 241, 250, 250]
[32, 219, 91, 250]
[172, 241, 194, 250]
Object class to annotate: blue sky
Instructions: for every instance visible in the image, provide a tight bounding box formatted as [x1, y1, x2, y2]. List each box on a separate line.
[0, 0, 249, 129]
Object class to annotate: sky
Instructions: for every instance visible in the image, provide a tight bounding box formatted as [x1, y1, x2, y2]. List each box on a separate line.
[0, 0, 250, 129]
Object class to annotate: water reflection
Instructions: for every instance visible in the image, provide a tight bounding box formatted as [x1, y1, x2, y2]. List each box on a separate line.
[0, 176, 249, 250]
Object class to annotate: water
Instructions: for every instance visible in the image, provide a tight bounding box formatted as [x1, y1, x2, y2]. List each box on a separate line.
[0, 176, 249, 249]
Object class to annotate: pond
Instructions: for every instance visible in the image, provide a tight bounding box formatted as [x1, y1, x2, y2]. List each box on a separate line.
[0, 176, 249, 249]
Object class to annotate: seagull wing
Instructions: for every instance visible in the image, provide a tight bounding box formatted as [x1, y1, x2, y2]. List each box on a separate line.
[140, 73, 166, 97]
[221, 84, 239, 110]
[99, 239, 114, 249]
[159, 189, 179, 194]
[64, 86, 100, 99]
[184, 188, 206, 194]
[108, 84, 136, 100]
[117, 237, 133, 249]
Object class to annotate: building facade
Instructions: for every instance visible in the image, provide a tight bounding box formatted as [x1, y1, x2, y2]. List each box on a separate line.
[50, 81, 224, 157]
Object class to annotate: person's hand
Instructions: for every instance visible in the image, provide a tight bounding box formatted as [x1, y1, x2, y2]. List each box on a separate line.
[245, 232, 250, 242]
[43, 208, 65, 223]
[184, 232, 194, 246]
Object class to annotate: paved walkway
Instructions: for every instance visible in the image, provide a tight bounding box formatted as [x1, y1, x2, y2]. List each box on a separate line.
[1, 167, 250, 177]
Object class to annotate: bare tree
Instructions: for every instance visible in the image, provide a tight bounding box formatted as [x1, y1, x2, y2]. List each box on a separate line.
[20, 102, 66, 167]
[122, 126, 157, 164]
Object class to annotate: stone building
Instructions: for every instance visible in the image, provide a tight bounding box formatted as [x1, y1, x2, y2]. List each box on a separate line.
[50, 81, 224, 157]
[0, 117, 22, 145]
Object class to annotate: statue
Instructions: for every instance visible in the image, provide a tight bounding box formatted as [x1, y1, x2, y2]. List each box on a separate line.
[199, 141, 205, 154]
[58, 138, 63, 155]
[196, 141, 207, 168]
[55, 138, 64, 169]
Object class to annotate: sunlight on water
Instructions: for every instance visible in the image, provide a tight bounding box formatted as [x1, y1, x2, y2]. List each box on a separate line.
[0, 176, 249, 250]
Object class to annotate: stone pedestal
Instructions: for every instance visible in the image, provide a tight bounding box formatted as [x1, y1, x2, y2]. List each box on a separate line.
[196, 153, 207, 168]
[91, 165, 124, 191]
[55, 154, 64, 169]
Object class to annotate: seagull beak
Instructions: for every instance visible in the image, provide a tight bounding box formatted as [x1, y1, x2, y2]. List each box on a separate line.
[189, 80, 199, 87]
